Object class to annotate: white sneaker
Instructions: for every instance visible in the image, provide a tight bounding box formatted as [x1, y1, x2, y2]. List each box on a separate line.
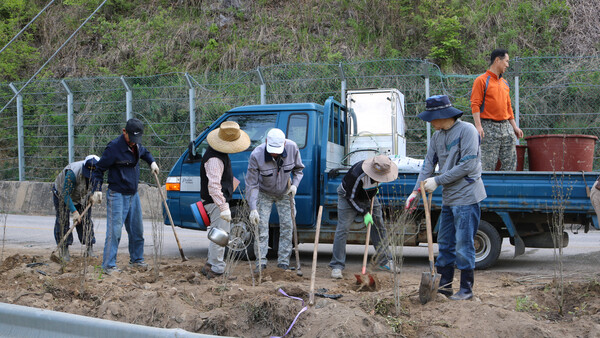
[331, 268, 343, 279]
[378, 259, 402, 273]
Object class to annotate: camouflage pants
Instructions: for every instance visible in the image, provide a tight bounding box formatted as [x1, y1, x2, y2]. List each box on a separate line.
[254, 191, 293, 266]
[481, 119, 517, 171]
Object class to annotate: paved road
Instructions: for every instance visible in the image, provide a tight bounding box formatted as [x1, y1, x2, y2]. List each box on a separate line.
[1, 214, 599, 274]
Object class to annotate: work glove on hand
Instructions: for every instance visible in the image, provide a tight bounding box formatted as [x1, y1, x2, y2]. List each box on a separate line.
[363, 212, 373, 226]
[424, 177, 438, 193]
[287, 185, 297, 197]
[405, 191, 419, 211]
[249, 209, 260, 226]
[220, 209, 232, 222]
[71, 210, 81, 224]
[91, 191, 102, 205]
[151, 162, 159, 175]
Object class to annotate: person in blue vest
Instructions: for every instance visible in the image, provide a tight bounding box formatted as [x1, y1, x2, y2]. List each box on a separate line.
[200, 121, 250, 279]
[406, 95, 487, 300]
[91, 118, 159, 275]
[52, 155, 99, 261]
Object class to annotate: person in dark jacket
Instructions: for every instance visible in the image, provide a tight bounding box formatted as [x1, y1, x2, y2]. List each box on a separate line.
[329, 154, 399, 279]
[52, 155, 99, 261]
[199, 121, 250, 279]
[91, 118, 159, 275]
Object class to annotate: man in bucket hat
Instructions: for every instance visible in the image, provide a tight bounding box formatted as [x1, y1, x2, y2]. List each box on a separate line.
[405, 95, 487, 300]
[329, 154, 399, 279]
[246, 128, 304, 273]
[200, 121, 250, 279]
[52, 154, 100, 261]
[91, 118, 160, 275]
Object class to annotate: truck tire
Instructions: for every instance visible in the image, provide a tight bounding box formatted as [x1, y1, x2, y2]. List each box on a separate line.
[475, 220, 501, 270]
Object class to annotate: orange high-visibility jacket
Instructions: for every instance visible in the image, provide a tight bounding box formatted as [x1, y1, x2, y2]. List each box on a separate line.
[470, 70, 514, 121]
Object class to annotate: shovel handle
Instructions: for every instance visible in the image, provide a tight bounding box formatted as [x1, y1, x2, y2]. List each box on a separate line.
[309, 205, 323, 306]
[361, 197, 376, 275]
[53, 202, 92, 254]
[154, 172, 188, 262]
[420, 182, 435, 273]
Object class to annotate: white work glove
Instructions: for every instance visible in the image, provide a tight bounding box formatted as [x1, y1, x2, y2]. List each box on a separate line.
[249, 209, 260, 226]
[220, 209, 232, 222]
[71, 210, 81, 224]
[405, 191, 419, 211]
[287, 185, 297, 197]
[151, 162, 159, 175]
[91, 191, 102, 205]
[424, 177, 438, 193]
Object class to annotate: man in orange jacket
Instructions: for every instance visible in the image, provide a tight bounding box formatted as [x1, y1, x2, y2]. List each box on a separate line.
[470, 49, 524, 171]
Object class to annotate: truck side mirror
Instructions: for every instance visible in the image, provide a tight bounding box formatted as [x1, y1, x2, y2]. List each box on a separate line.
[187, 141, 198, 162]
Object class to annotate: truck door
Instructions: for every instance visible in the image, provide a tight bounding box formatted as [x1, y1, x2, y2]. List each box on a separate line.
[319, 97, 346, 207]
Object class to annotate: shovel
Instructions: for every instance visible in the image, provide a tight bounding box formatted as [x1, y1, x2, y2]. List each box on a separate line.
[50, 203, 92, 263]
[289, 193, 303, 276]
[418, 181, 440, 304]
[354, 197, 376, 288]
[154, 172, 188, 262]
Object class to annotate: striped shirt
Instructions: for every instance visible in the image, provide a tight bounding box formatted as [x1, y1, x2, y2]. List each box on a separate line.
[204, 157, 229, 211]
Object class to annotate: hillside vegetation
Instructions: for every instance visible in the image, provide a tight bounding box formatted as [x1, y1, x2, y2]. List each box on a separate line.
[0, 0, 599, 81]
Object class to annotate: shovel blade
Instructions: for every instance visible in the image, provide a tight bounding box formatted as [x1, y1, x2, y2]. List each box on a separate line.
[419, 271, 441, 304]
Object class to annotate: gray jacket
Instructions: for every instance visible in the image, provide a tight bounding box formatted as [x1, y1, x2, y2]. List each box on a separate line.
[246, 140, 304, 210]
[414, 120, 487, 206]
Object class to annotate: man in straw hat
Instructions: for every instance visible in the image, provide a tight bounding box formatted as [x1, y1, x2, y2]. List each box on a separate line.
[405, 95, 487, 300]
[200, 121, 250, 279]
[91, 118, 160, 275]
[329, 154, 400, 279]
[52, 154, 100, 261]
[246, 128, 304, 272]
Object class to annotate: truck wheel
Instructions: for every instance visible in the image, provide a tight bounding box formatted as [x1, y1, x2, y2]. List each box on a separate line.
[474, 220, 501, 270]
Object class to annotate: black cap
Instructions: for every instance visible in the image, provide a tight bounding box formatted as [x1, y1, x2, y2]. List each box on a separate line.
[125, 118, 144, 144]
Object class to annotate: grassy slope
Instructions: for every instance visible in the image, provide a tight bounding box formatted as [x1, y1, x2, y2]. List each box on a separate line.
[1, 0, 597, 81]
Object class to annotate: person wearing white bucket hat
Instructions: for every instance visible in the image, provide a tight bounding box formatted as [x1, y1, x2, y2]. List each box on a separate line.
[329, 154, 399, 279]
[200, 121, 250, 279]
[245, 128, 304, 273]
[52, 154, 100, 261]
[406, 95, 487, 301]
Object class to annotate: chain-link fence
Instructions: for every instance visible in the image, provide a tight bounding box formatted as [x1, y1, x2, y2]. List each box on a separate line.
[1, 56, 600, 183]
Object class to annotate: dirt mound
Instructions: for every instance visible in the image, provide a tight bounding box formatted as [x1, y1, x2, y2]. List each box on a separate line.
[1, 250, 600, 337]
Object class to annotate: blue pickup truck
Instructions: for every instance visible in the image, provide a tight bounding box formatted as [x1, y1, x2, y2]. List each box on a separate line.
[164, 89, 599, 269]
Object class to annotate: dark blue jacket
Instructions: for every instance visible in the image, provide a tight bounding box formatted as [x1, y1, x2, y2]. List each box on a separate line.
[92, 134, 155, 194]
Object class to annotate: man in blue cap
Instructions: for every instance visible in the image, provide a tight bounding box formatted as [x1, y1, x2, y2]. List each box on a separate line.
[405, 95, 487, 300]
[52, 155, 100, 261]
[91, 118, 159, 275]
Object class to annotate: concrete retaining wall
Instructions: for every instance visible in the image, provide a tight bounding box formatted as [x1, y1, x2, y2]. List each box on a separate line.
[0, 181, 163, 219]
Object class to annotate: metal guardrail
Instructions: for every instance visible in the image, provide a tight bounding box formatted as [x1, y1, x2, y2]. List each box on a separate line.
[0, 302, 222, 338]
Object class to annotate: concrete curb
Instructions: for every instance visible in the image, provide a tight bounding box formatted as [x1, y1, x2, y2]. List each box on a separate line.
[0, 302, 219, 337]
[0, 181, 163, 219]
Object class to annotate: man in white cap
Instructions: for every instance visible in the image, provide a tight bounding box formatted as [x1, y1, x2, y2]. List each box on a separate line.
[329, 154, 399, 279]
[246, 128, 304, 272]
[52, 155, 100, 261]
[200, 121, 250, 279]
[405, 95, 487, 300]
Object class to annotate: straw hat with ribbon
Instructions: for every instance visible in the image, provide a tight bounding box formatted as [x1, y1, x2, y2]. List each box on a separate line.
[362, 154, 398, 183]
[207, 121, 250, 154]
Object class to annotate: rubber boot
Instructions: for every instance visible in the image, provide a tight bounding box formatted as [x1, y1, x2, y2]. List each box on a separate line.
[449, 269, 474, 300]
[84, 244, 96, 258]
[59, 245, 71, 262]
[436, 265, 454, 297]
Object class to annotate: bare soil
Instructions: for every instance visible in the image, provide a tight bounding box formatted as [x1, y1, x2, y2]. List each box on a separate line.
[1, 247, 600, 337]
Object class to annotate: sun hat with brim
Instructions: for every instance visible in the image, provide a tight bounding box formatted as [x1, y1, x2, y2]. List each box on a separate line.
[418, 95, 463, 122]
[362, 154, 398, 183]
[82, 155, 99, 178]
[207, 121, 250, 154]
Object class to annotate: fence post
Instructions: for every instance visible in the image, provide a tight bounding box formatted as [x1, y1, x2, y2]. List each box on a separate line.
[423, 62, 431, 149]
[61, 80, 74, 163]
[339, 63, 347, 106]
[184, 73, 196, 142]
[8, 83, 25, 181]
[120, 76, 132, 121]
[513, 59, 521, 135]
[257, 67, 266, 104]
